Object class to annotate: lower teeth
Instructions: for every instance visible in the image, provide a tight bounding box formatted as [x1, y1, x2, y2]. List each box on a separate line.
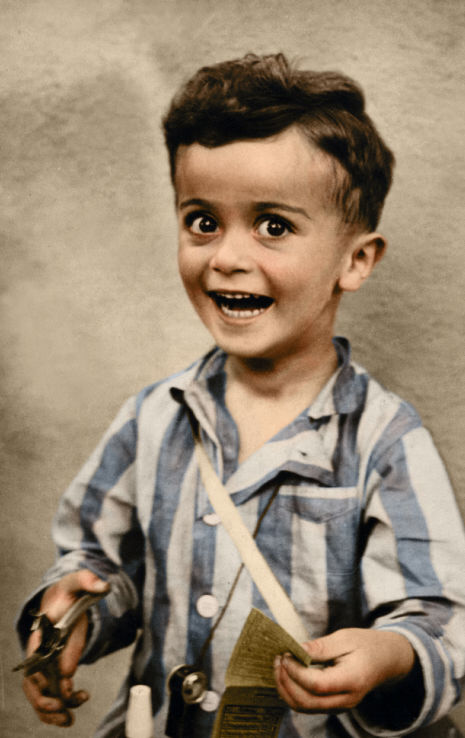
[220, 305, 264, 318]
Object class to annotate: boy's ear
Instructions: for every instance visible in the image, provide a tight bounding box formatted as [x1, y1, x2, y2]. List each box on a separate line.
[337, 233, 387, 293]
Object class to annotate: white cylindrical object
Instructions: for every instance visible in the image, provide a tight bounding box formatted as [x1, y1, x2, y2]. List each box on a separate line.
[125, 684, 154, 738]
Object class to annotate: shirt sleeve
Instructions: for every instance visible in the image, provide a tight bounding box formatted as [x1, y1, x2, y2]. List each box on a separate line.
[16, 395, 144, 662]
[350, 424, 465, 736]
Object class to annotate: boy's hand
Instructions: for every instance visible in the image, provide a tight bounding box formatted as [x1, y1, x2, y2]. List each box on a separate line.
[22, 569, 109, 727]
[274, 628, 415, 714]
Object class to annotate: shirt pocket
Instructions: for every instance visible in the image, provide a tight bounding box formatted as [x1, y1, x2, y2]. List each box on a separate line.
[278, 484, 360, 523]
[275, 485, 362, 633]
[275, 484, 361, 576]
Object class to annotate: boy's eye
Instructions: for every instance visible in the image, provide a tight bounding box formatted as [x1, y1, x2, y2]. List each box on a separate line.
[256, 217, 292, 238]
[185, 213, 218, 235]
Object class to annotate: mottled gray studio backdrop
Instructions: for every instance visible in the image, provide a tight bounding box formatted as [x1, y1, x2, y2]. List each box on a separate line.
[1, 1, 464, 735]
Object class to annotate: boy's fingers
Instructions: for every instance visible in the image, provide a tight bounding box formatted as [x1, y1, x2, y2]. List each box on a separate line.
[60, 676, 74, 700]
[277, 679, 353, 713]
[41, 570, 109, 622]
[28, 670, 48, 691]
[274, 657, 356, 713]
[276, 654, 335, 694]
[23, 675, 85, 726]
[26, 628, 43, 657]
[65, 689, 89, 708]
[23, 676, 63, 713]
[37, 708, 74, 727]
[58, 612, 88, 677]
[275, 654, 355, 701]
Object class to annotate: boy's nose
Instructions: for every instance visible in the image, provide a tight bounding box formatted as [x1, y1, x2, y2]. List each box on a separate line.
[209, 230, 253, 273]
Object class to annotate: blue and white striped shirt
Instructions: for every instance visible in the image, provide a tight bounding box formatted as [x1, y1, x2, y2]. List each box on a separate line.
[23, 338, 465, 737]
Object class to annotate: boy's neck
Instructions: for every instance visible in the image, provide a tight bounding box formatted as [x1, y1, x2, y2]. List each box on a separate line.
[224, 338, 339, 464]
[225, 337, 338, 401]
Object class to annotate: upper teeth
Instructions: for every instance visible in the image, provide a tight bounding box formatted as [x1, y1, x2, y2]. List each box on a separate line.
[218, 293, 253, 299]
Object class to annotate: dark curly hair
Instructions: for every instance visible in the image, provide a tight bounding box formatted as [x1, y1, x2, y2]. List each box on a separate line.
[163, 53, 394, 231]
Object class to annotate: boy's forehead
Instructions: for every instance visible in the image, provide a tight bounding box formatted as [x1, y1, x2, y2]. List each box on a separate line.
[174, 127, 336, 205]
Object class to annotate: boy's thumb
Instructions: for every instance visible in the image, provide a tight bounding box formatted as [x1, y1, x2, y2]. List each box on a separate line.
[40, 570, 110, 624]
[76, 569, 110, 593]
[61, 569, 109, 595]
[303, 634, 338, 665]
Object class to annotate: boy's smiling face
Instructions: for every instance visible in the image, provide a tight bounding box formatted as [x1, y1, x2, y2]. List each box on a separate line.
[175, 126, 374, 365]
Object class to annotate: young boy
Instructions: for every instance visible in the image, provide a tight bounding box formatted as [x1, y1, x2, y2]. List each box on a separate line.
[18, 53, 465, 737]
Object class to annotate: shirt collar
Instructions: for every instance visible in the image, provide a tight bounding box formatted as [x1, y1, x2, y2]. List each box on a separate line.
[170, 348, 228, 448]
[308, 336, 364, 418]
[170, 336, 365, 441]
[170, 338, 364, 505]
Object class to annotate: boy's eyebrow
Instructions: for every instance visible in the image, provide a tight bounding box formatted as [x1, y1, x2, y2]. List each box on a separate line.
[178, 198, 212, 210]
[178, 198, 311, 219]
[254, 202, 311, 220]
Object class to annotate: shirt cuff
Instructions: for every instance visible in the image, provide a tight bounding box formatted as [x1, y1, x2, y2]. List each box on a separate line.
[351, 623, 441, 737]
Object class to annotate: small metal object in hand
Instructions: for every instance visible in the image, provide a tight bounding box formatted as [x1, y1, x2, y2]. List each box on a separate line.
[165, 664, 208, 737]
[13, 589, 109, 696]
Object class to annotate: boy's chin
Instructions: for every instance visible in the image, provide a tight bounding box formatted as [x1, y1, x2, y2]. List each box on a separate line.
[216, 340, 281, 367]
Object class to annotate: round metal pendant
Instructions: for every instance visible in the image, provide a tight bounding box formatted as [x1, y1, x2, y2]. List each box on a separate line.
[167, 664, 208, 706]
[181, 670, 207, 705]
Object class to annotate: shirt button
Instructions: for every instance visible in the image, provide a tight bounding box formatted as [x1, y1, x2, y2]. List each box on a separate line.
[200, 690, 221, 712]
[203, 513, 221, 526]
[196, 594, 219, 618]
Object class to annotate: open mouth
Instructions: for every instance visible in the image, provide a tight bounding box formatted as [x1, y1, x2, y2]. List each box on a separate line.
[208, 291, 274, 318]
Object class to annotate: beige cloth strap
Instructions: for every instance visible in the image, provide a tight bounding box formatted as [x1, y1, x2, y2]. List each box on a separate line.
[193, 433, 309, 643]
